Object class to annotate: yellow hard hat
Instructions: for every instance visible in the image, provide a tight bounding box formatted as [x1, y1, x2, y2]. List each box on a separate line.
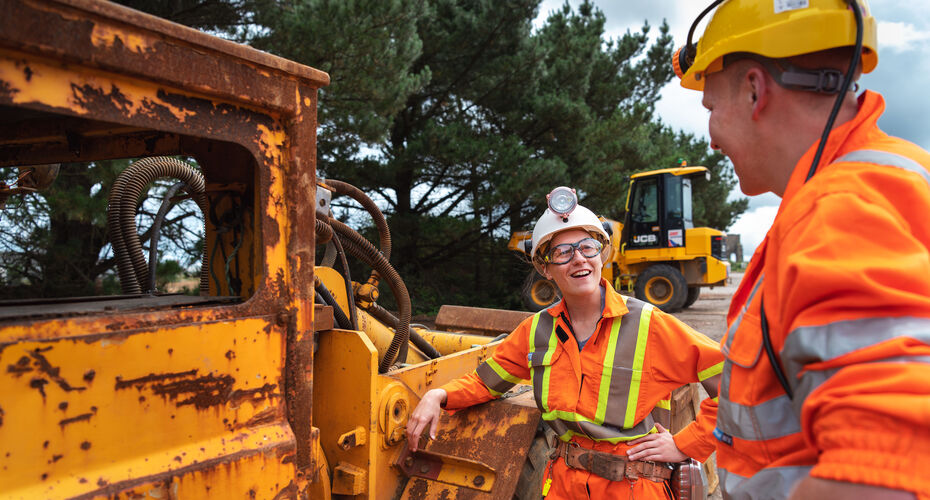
[674, 0, 878, 91]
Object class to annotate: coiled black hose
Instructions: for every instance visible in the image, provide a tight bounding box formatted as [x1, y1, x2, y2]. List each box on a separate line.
[329, 217, 411, 372]
[107, 157, 208, 294]
[315, 280, 352, 331]
[366, 303, 441, 359]
[323, 179, 391, 261]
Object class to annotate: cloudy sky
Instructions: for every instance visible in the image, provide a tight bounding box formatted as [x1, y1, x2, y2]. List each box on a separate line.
[535, 0, 930, 258]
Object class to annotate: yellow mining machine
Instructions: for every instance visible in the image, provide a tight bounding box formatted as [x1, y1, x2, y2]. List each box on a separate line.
[0, 1, 707, 498]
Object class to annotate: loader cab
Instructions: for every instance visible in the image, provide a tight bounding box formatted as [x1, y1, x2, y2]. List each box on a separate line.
[623, 166, 709, 250]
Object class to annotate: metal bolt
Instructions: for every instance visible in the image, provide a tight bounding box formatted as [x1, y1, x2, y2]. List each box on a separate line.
[404, 456, 414, 468]
[473, 475, 485, 487]
[419, 464, 430, 474]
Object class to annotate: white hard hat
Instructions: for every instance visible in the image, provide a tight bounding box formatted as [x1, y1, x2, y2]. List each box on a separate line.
[531, 204, 610, 273]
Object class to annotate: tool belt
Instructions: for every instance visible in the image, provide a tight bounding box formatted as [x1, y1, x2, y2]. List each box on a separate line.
[551, 439, 673, 483]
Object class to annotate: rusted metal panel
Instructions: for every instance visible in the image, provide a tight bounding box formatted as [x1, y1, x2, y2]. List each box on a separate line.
[435, 305, 533, 336]
[0, 317, 293, 498]
[399, 390, 540, 500]
[0, 0, 328, 112]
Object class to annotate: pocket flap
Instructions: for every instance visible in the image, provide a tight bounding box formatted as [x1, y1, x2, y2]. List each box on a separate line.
[722, 309, 764, 369]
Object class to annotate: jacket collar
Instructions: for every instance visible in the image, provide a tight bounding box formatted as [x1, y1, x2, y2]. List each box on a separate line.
[781, 90, 885, 206]
[545, 278, 630, 320]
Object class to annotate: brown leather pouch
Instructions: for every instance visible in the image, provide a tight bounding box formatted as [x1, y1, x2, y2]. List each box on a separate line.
[670, 458, 705, 500]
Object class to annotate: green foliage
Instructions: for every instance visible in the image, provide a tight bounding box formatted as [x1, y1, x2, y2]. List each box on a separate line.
[0, 160, 205, 298]
[20, 0, 747, 311]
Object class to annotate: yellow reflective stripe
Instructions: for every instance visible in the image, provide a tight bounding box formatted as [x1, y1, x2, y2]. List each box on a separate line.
[486, 386, 504, 397]
[656, 398, 670, 410]
[528, 313, 541, 369]
[485, 358, 524, 385]
[623, 303, 653, 428]
[595, 317, 623, 424]
[540, 317, 558, 412]
[698, 361, 724, 381]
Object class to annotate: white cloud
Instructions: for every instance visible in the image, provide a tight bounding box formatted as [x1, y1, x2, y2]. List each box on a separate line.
[878, 21, 930, 52]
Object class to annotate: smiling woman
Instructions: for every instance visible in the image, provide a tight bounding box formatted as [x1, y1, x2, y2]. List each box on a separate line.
[406, 187, 725, 499]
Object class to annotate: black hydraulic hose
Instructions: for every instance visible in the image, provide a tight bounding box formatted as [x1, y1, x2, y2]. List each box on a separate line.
[148, 181, 185, 292]
[316, 280, 352, 331]
[323, 179, 391, 261]
[330, 233, 358, 331]
[329, 217, 411, 372]
[366, 303, 441, 359]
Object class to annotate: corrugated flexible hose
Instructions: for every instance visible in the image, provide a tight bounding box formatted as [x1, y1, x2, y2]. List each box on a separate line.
[107, 157, 208, 294]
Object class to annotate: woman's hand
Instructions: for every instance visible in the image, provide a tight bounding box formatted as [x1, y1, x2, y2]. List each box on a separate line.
[626, 423, 688, 463]
[405, 389, 447, 451]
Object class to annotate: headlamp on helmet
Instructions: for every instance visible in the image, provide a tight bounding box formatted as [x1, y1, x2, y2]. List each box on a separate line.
[547, 186, 577, 222]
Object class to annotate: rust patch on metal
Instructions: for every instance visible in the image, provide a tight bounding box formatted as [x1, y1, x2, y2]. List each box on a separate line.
[59, 412, 94, 429]
[50, 454, 63, 464]
[83, 370, 95, 383]
[272, 481, 298, 500]
[30, 378, 49, 398]
[70, 441, 296, 500]
[114, 369, 198, 390]
[10, 347, 87, 397]
[6, 356, 31, 375]
[0, 405, 3, 427]
[81, 441, 91, 450]
[115, 369, 278, 410]
[58, 402, 67, 411]
[225, 350, 235, 360]
[234, 406, 278, 431]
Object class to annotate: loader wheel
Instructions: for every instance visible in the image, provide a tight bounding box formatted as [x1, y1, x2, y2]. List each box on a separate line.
[513, 428, 554, 500]
[522, 272, 560, 312]
[634, 264, 687, 312]
[683, 286, 701, 309]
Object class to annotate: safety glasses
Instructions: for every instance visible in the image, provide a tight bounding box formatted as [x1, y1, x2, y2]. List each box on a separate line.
[546, 238, 602, 265]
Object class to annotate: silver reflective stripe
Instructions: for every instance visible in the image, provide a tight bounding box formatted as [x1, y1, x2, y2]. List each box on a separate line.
[782, 316, 930, 391]
[792, 354, 930, 417]
[717, 393, 799, 441]
[720, 465, 811, 500]
[834, 149, 930, 186]
[724, 274, 766, 351]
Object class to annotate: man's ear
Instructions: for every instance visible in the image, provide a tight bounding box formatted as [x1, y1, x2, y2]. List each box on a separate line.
[745, 66, 769, 120]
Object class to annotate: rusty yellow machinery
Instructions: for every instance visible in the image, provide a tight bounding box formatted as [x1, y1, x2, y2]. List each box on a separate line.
[0, 1, 710, 498]
[509, 167, 730, 313]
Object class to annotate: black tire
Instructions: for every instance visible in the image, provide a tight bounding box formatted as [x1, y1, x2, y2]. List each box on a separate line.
[513, 428, 553, 500]
[683, 286, 701, 309]
[634, 264, 688, 312]
[521, 271, 560, 312]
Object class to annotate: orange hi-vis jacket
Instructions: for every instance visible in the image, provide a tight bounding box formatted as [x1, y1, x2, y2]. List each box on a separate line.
[716, 91, 930, 499]
[441, 281, 723, 499]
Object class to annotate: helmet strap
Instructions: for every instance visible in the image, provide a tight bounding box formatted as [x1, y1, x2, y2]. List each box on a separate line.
[723, 53, 857, 95]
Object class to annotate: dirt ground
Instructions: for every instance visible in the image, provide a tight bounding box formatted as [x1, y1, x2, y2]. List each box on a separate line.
[671, 272, 742, 344]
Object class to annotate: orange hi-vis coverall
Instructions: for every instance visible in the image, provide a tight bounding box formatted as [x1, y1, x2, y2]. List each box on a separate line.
[441, 280, 724, 499]
[716, 91, 930, 499]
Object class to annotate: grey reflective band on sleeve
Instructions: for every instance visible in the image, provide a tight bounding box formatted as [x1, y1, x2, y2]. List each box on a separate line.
[781, 316, 930, 388]
[724, 274, 765, 353]
[834, 149, 930, 186]
[716, 393, 800, 441]
[719, 466, 811, 500]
